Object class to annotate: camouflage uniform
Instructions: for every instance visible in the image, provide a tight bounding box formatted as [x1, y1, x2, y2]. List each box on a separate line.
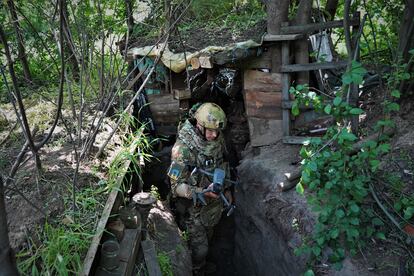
[169, 119, 229, 270]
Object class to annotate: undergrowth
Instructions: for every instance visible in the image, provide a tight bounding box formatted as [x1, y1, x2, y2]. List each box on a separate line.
[16, 121, 153, 274]
[292, 58, 414, 273]
[16, 186, 106, 275]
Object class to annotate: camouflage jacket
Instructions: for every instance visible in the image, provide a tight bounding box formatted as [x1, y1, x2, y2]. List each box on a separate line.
[169, 119, 229, 199]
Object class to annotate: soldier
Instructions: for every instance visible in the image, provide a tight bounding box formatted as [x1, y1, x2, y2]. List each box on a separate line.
[168, 102, 232, 274]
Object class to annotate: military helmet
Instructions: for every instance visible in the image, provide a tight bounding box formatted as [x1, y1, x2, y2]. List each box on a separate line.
[194, 103, 227, 130]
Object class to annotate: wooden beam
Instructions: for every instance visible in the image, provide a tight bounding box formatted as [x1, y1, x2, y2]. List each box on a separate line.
[282, 100, 314, 110]
[281, 41, 290, 137]
[280, 18, 360, 35]
[142, 240, 162, 276]
[282, 136, 313, 144]
[280, 61, 348, 72]
[81, 141, 139, 275]
[263, 33, 304, 41]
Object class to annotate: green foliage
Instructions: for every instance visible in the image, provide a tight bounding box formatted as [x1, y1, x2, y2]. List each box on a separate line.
[17, 186, 106, 275]
[157, 251, 173, 276]
[291, 61, 400, 269]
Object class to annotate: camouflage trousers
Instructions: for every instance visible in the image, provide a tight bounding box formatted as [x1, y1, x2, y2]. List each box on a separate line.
[182, 199, 223, 270]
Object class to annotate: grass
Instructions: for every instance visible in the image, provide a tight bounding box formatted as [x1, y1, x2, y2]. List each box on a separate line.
[157, 251, 173, 276]
[16, 185, 106, 275]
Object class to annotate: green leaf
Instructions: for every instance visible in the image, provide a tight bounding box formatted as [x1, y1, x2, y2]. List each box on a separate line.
[292, 102, 300, 116]
[312, 246, 321, 256]
[403, 207, 414, 220]
[308, 161, 317, 172]
[335, 209, 345, 218]
[324, 104, 332, 114]
[370, 160, 380, 172]
[350, 204, 360, 213]
[376, 232, 386, 240]
[316, 237, 325, 246]
[330, 228, 339, 239]
[339, 131, 357, 142]
[350, 218, 360, 225]
[304, 269, 315, 276]
[409, 49, 414, 55]
[394, 201, 402, 211]
[385, 102, 400, 112]
[391, 90, 401, 98]
[296, 182, 304, 195]
[372, 218, 384, 226]
[342, 73, 353, 85]
[333, 97, 342, 106]
[349, 108, 364, 115]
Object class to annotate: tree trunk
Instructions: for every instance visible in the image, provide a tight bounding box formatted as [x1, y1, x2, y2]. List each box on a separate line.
[266, 0, 290, 72]
[62, 0, 80, 81]
[397, 1, 414, 95]
[325, 0, 339, 20]
[125, 0, 135, 34]
[293, 0, 312, 84]
[7, 0, 32, 83]
[0, 178, 19, 276]
[0, 24, 42, 172]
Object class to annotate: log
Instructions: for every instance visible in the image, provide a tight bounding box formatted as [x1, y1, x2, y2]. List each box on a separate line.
[190, 57, 200, 69]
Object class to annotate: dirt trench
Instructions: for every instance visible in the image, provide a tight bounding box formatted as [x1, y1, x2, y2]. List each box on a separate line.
[140, 141, 309, 275]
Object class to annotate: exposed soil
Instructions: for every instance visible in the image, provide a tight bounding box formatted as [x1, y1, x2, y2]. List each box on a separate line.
[0, 101, 123, 255]
[127, 20, 266, 53]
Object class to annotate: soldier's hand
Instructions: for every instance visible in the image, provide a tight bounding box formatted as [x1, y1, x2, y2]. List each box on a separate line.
[224, 190, 233, 205]
[204, 183, 219, 199]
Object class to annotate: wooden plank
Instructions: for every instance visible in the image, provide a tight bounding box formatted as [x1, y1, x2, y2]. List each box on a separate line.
[282, 136, 313, 144]
[280, 18, 360, 35]
[247, 118, 283, 147]
[142, 240, 162, 276]
[173, 89, 191, 100]
[282, 100, 314, 110]
[243, 70, 282, 92]
[244, 90, 282, 119]
[147, 93, 177, 105]
[263, 34, 304, 41]
[118, 228, 142, 276]
[280, 61, 348, 72]
[81, 141, 139, 276]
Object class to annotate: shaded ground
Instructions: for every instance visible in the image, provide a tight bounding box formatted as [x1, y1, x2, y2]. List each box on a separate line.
[127, 20, 266, 53]
[0, 101, 123, 258]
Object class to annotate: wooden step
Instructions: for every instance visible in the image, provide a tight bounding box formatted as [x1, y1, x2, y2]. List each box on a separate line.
[281, 61, 348, 73]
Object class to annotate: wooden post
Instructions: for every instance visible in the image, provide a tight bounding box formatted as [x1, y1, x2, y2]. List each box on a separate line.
[350, 12, 361, 134]
[282, 40, 291, 137]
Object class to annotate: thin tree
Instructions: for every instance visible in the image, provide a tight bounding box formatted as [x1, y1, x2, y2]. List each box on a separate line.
[6, 0, 32, 83]
[0, 177, 19, 276]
